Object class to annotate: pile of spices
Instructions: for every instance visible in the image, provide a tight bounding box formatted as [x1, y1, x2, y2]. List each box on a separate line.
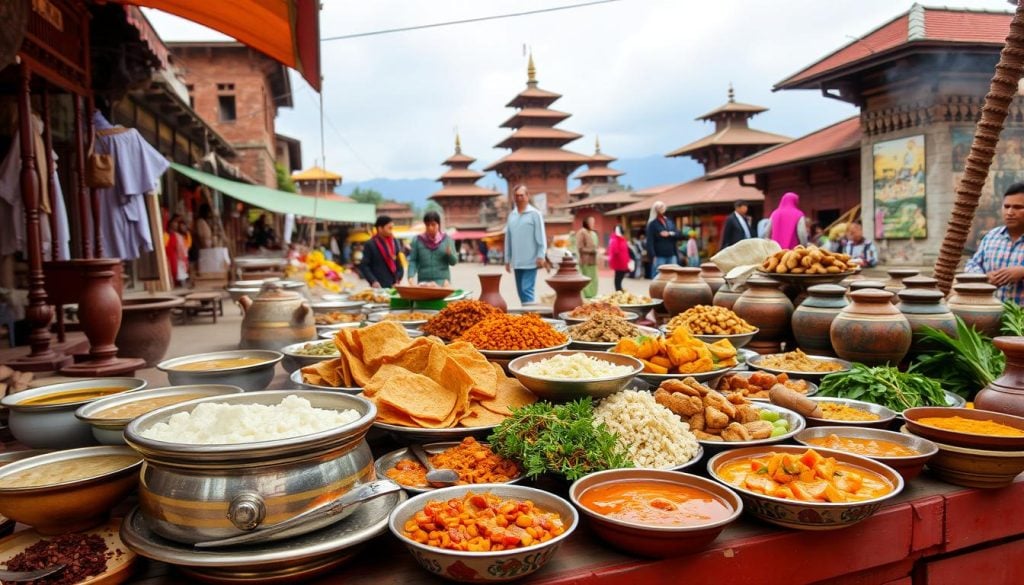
[567, 313, 640, 342]
[421, 300, 501, 340]
[4, 533, 111, 585]
[459, 313, 567, 351]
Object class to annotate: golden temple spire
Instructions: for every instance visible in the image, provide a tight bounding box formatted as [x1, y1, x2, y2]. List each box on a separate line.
[527, 52, 537, 85]
[455, 130, 462, 154]
[728, 82, 735, 103]
[595, 135, 601, 154]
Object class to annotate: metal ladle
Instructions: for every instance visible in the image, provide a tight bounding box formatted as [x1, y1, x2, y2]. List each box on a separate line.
[409, 444, 460, 486]
[0, 565, 65, 582]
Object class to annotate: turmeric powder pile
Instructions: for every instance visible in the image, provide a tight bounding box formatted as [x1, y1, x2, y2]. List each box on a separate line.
[459, 313, 567, 351]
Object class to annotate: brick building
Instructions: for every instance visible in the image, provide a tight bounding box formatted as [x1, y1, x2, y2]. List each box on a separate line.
[168, 41, 295, 187]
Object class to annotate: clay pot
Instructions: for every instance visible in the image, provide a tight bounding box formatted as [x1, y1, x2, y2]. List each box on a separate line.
[947, 283, 1003, 338]
[713, 281, 743, 311]
[975, 337, 1024, 417]
[478, 273, 508, 311]
[545, 256, 591, 316]
[884, 269, 920, 303]
[845, 279, 886, 302]
[662, 267, 712, 316]
[897, 289, 957, 358]
[831, 289, 912, 366]
[733, 276, 794, 354]
[791, 284, 848, 356]
[954, 272, 991, 285]
[699, 263, 725, 296]
[238, 282, 315, 350]
[902, 275, 938, 291]
[649, 264, 679, 300]
[115, 295, 186, 367]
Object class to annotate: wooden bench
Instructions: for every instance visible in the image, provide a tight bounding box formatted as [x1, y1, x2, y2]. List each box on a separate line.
[179, 292, 224, 324]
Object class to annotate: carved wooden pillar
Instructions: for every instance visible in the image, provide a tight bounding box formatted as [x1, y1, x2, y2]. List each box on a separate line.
[90, 100, 104, 258]
[8, 63, 71, 372]
[73, 93, 92, 258]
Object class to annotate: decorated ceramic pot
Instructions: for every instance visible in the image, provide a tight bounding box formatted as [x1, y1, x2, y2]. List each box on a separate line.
[699, 263, 726, 296]
[883, 269, 920, 303]
[733, 276, 794, 354]
[902, 275, 939, 291]
[662, 267, 713, 316]
[649, 264, 679, 300]
[897, 288, 957, 357]
[845, 279, 886, 302]
[947, 283, 1003, 338]
[975, 337, 1024, 417]
[791, 284, 848, 356]
[831, 289, 912, 366]
[713, 281, 743, 311]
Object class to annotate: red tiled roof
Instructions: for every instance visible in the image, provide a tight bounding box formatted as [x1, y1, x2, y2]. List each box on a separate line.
[667, 126, 789, 158]
[429, 185, 501, 199]
[443, 153, 476, 165]
[777, 7, 1011, 89]
[501, 108, 571, 128]
[707, 116, 861, 179]
[438, 168, 485, 181]
[496, 126, 582, 149]
[506, 85, 562, 108]
[574, 167, 625, 180]
[696, 101, 767, 121]
[484, 147, 591, 171]
[299, 192, 354, 203]
[560, 190, 643, 209]
[609, 177, 763, 216]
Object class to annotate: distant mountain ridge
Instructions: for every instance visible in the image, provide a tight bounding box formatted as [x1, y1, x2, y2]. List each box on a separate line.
[337, 154, 704, 209]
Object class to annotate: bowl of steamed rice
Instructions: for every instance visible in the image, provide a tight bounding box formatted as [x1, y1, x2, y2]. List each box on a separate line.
[123, 390, 379, 545]
[508, 351, 643, 402]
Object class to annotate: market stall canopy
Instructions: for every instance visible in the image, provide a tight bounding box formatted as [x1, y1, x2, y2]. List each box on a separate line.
[171, 163, 375, 224]
[112, 0, 321, 90]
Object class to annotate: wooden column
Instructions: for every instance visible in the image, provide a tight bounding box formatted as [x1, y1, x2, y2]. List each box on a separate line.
[8, 63, 70, 371]
[73, 94, 92, 258]
[41, 88, 59, 261]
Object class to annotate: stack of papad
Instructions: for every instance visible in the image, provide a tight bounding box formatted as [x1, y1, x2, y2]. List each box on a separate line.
[301, 321, 536, 428]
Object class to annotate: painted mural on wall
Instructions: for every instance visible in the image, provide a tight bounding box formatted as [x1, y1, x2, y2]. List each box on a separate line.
[872, 135, 927, 239]
[952, 127, 1024, 253]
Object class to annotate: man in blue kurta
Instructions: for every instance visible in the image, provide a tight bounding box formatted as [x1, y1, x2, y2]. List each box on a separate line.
[504, 185, 547, 304]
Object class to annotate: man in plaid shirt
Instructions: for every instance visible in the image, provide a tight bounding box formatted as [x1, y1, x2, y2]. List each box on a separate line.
[965, 183, 1024, 304]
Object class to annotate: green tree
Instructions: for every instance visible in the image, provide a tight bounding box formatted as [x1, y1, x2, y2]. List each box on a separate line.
[275, 163, 296, 193]
[350, 187, 384, 205]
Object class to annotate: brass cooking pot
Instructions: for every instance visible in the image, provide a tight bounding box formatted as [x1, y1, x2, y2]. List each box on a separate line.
[238, 282, 315, 349]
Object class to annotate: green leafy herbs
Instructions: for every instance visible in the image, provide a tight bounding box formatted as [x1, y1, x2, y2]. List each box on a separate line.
[1002, 300, 1024, 336]
[817, 363, 946, 412]
[487, 399, 632, 480]
[909, 317, 1004, 399]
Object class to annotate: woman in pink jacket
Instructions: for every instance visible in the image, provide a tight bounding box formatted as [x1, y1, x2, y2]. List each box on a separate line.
[608, 226, 632, 292]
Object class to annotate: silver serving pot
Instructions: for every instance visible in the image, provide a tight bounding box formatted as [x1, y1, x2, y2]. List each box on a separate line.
[123, 391, 377, 545]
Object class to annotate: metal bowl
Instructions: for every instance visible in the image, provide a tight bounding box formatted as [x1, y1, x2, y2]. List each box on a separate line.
[714, 370, 818, 401]
[289, 368, 362, 394]
[756, 269, 857, 287]
[280, 340, 341, 374]
[902, 406, 1024, 451]
[0, 446, 142, 534]
[1, 378, 147, 449]
[634, 364, 735, 387]
[75, 385, 245, 445]
[708, 445, 904, 530]
[696, 402, 805, 453]
[508, 304, 554, 317]
[507, 350, 643, 402]
[478, 340, 571, 374]
[123, 391, 377, 545]
[796, 426, 937, 481]
[388, 484, 578, 582]
[805, 397, 897, 430]
[157, 350, 283, 390]
[367, 309, 440, 329]
[374, 441, 524, 494]
[611, 300, 662, 314]
[569, 468, 741, 558]
[659, 325, 759, 350]
[746, 353, 853, 383]
[900, 425, 1024, 489]
[559, 310, 641, 325]
[360, 302, 391, 314]
[311, 300, 365, 314]
[372, 420, 499, 444]
[319, 326, 422, 340]
[567, 325, 660, 351]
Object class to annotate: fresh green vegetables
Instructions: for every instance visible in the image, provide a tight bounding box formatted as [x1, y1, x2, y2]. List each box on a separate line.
[817, 363, 946, 412]
[488, 399, 631, 480]
[1001, 300, 1024, 336]
[909, 317, 1004, 399]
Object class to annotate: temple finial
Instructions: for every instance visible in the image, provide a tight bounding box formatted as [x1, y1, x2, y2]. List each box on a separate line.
[527, 52, 537, 84]
[455, 128, 461, 154]
[728, 83, 735, 103]
[595, 135, 601, 154]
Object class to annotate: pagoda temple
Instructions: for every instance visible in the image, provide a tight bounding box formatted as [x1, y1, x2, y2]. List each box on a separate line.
[428, 135, 501, 238]
[569, 137, 626, 202]
[291, 166, 354, 202]
[485, 55, 590, 232]
[667, 85, 789, 173]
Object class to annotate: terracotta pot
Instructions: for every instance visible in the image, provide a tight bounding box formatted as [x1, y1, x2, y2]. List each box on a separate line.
[902, 275, 938, 291]
[713, 281, 743, 311]
[649, 264, 679, 300]
[947, 283, 1003, 338]
[546, 256, 590, 316]
[791, 284, 848, 356]
[478, 273, 507, 311]
[954, 272, 991, 285]
[115, 295, 186, 367]
[238, 282, 315, 350]
[883, 269, 920, 303]
[733, 276, 793, 354]
[897, 289, 957, 358]
[662, 267, 712, 316]
[699, 263, 725, 296]
[975, 337, 1024, 417]
[845, 279, 886, 302]
[831, 289, 912, 366]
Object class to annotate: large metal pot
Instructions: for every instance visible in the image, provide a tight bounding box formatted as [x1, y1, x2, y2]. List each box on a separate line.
[123, 391, 377, 545]
[238, 282, 316, 349]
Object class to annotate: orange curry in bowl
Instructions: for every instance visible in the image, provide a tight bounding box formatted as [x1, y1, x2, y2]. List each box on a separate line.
[805, 434, 919, 458]
[717, 449, 895, 503]
[578, 480, 733, 527]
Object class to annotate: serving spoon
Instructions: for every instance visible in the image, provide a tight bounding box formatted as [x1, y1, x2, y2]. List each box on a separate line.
[409, 444, 460, 486]
[0, 565, 65, 582]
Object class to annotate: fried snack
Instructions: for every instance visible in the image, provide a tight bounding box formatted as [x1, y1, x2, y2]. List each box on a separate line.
[666, 305, 756, 336]
[566, 313, 640, 343]
[611, 327, 736, 375]
[567, 301, 628, 319]
[385, 438, 521, 488]
[382, 311, 436, 322]
[421, 300, 501, 340]
[758, 348, 843, 373]
[759, 244, 857, 275]
[594, 290, 653, 305]
[315, 311, 364, 325]
[351, 289, 391, 303]
[717, 371, 810, 399]
[657, 377, 789, 442]
[459, 313, 567, 351]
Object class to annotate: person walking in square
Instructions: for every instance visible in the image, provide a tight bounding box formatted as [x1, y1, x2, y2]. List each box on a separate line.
[407, 211, 457, 285]
[359, 215, 404, 288]
[576, 215, 599, 298]
[646, 201, 681, 275]
[721, 200, 754, 249]
[608, 225, 632, 292]
[504, 185, 547, 304]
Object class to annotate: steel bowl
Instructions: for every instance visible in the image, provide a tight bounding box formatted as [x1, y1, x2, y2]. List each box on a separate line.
[796, 426, 937, 481]
[372, 420, 499, 444]
[708, 445, 904, 530]
[388, 484, 578, 582]
[280, 340, 341, 374]
[507, 350, 643, 402]
[1, 378, 147, 449]
[714, 371, 818, 401]
[367, 309, 440, 329]
[0, 446, 142, 534]
[157, 350, 282, 390]
[75, 385, 245, 445]
[289, 368, 361, 394]
[900, 425, 1024, 489]
[558, 310, 641, 325]
[507, 305, 554, 317]
[696, 402, 806, 454]
[123, 390, 378, 545]
[569, 468, 742, 558]
[805, 397, 897, 430]
[311, 300, 365, 314]
[374, 441, 524, 494]
[633, 364, 735, 387]
[903, 407, 1024, 451]
[478, 340, 571, 374]
[567, 325, 660, 351]
[746, 353, 853, 383]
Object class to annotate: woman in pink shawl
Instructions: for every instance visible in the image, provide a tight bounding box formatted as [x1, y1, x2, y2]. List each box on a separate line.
[766, 192, 808, 249]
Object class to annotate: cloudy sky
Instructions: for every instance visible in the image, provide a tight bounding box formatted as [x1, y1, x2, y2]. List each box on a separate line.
[145, 0, 1014, 183]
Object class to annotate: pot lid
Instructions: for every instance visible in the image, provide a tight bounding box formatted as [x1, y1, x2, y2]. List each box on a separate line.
[255, 282, 303, 302]
[546, 257, 590, 284]
[897, 288, 945, 303]
[806, 284, 847, 297]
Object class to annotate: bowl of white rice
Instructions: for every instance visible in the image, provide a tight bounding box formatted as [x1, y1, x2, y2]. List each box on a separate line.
[123, 390, 379, 545]
[507, 351, 643, 402]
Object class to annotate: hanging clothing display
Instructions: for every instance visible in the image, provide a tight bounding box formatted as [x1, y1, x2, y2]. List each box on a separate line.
[93, 111, 169, 260]
[0, 113, 71, 261]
